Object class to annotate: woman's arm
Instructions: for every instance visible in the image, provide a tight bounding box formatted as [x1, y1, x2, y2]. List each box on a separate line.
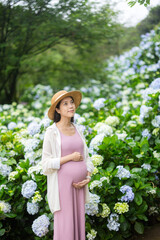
[41, 130, 61, 175]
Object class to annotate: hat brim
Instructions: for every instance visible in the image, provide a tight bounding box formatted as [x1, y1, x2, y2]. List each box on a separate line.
[48, 90, 82, 120]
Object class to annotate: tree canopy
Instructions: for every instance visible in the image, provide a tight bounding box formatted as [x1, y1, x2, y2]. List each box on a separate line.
[0, 0, 121, 103]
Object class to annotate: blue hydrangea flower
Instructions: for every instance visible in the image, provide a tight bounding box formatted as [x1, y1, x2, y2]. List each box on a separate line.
[149, 78, 160, 90]
[40, 118, 51, 128]
[21, 138, 40, 153]
[93, 98, 106, 110]
[8, 122, 17, 130]
[21, 180, 37, 198]
[28, 122, 41, 136]
[141, 163, 151, 171]
[32, 214, 50, 237]
[27, 202, 39, 215]
[120, 185, 134, 202]
[139, 105, 152, 123]
[0, 162, 12, 177]
[107, 213, 120, 231]
[142, 129, 151, 139]
[152, 116, 160, 128]
[85, 193, 100, 216]
[116, 166, 131, 180]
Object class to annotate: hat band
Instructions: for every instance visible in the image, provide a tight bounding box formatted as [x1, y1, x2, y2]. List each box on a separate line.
[54, 92, 67, 103]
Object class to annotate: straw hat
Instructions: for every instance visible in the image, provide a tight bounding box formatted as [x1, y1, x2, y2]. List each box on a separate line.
[48, 90, 82, 120]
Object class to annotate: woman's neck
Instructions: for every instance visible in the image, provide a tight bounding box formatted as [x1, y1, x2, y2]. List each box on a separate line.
[56, 118, 73, 129]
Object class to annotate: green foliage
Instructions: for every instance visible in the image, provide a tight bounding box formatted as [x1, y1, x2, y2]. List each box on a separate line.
[127, 0, 150, 7]
[0, 0, 121, 104]
[0, 24, 160, 240]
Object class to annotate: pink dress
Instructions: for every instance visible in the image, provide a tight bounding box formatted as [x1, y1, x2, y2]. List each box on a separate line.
[53, 127, 87, 240]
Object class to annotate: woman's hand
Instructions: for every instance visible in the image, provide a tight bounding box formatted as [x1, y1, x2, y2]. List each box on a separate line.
[71, 152, 83, 162]
[72, 178, 90, 189]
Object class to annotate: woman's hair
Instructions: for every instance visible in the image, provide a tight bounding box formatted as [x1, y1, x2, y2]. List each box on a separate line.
[54, 96, 74, 123]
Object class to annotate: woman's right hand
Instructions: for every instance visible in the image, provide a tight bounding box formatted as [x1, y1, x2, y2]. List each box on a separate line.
[71, 152, 83, 162]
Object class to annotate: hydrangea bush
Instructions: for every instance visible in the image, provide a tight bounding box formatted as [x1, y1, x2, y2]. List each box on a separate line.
[0, 26, 160, 239]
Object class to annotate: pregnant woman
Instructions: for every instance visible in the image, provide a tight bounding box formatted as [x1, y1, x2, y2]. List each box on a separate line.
[41, 90, 94, 240]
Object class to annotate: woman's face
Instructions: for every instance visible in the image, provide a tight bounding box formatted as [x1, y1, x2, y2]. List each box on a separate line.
[56, 96, 76, 119]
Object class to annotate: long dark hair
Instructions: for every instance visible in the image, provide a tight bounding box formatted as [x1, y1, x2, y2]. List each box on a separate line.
[54, 96, 74, 123]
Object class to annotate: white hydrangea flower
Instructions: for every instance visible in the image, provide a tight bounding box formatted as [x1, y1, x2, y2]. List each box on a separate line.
[141, 163, 151, 171]
[0, 184, 8, 191]
[93, 98, 106, 110]
[142, 129, 151, 139]
[21, 138, 40, 153]
[87, 229, 97, 240]
[32, 214, 50, 237]
[151, 116, 160, 128]
[100, 124, 113, 136]
[132, 101, 141, 108]
[21, 180, 37, 198]
[85, 193, 100, 216]
[40, 117, 51, 128]
[89, 133, 105, 151]
[8, 171, 18, 181]
[107, 213, 120, 231]
[27, 202, 39, 215]
[105, 116, 120, 127]
[91, 155, 103, 167]
[76, 117, 86, 124]
[115, 131, 127, 140]
[122, 106, 130, 116]
[81, 97, 92, 104]
[136, 83, 146, 89]
[116, 166, 131, 179]
[153, 151, 160, 160]
[0, 162, 12, 177]
[149, 78, 160, 90]
[89, 180, 102, 190]
[28, 162, 43, 179]
[8, 122, 17, 130]
[24, 151, 36, 165]
[148, 206, 159, 216]
[0, 201, 11, 213]
[28, 122, 41, 136]
[146, 189, 156, 195]
[139, 105, 152, 123]
[127, 120, 137, 127]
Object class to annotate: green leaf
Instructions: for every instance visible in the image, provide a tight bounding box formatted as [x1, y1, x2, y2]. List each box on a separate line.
[0, 229, 5, 236]
[132, 168, 142, 173]
[128, 1, 136, 7]
[137, 214, 148, 221]
[137, 202, 148, 213]
[136, 154, 143, 158]
[134, 192, 143, 206]
[120, 221, 130, 232]
[4, 159, 17, 166]
[4, 213, 17, 218]
[134, 221, 144, 234]
[119, 214, 125, 223]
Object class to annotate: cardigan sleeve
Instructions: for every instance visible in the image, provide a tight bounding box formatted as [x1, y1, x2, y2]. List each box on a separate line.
[41, 129, 60, 175]
[84, 140, 94, 173]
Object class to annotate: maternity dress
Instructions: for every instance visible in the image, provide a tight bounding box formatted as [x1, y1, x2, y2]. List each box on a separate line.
[53, 126, 87, 240]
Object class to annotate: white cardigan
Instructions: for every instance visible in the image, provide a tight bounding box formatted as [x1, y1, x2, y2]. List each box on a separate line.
[41, 122, 94, 214]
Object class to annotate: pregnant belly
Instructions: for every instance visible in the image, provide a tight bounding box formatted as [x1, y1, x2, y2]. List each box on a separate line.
[58, 160, 87, 183]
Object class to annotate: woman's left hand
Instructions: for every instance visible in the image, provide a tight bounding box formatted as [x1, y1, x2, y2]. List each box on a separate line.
[72, 178, 90, 189]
